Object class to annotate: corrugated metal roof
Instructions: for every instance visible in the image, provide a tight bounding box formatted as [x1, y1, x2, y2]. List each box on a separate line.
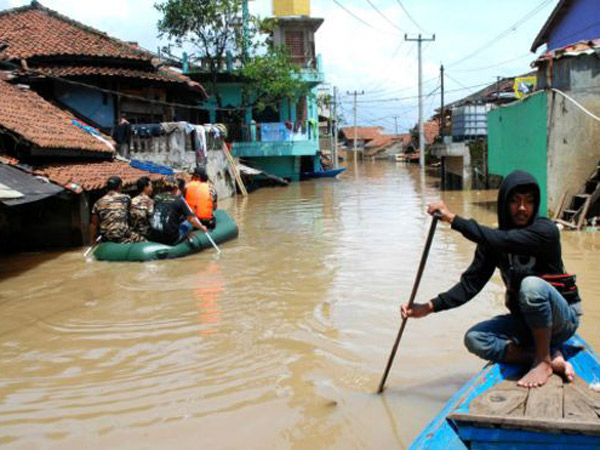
[0, 163, 63, 206]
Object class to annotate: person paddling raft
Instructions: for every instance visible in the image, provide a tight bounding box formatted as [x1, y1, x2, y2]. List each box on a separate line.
[149, 175, 208, 245]
[401, 170, 582, 388]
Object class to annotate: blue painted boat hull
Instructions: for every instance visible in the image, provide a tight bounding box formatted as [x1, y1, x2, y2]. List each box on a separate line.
[301, 167, 347, 179]
[411, 334, 600, 449]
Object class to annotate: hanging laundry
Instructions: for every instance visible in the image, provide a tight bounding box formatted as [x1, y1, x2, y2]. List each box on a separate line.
[132, 124, 163, 137]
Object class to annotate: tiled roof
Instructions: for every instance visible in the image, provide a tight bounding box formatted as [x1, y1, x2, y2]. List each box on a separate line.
[424, 121, 440, 145]
[365, 135, 395, 149]
[398, 133, 411, 145]
[340, 126, 384, 141]
[0, 79, 115, 153]
[38, 66, 206, 94]
[0, 2, 153, 62]
[34, 160, 167, 192]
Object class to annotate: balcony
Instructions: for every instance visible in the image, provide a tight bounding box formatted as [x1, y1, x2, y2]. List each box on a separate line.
[232, 122, 319, 157]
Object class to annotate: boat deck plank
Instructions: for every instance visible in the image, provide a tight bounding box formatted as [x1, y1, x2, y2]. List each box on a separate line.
[564, 384, 600, 422]
[524, 374, 563, 419]
[449, 374, 600, 436]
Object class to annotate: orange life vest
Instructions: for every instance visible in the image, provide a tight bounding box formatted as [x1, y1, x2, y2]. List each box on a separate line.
[185, 180, 213, 220]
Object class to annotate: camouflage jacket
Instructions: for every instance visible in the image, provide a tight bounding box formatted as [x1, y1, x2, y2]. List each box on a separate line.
[92, 192, 142, 243]
[130, 193, 154, 237]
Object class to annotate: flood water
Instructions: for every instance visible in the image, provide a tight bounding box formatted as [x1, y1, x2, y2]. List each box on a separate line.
[1, 161, 599, 449]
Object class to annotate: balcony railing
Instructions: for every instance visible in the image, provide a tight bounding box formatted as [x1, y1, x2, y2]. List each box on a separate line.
[230, 122, 318, 143]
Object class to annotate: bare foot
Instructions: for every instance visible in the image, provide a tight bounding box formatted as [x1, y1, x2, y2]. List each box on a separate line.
[517, 359, 552, 388]
[551, 349, 575, 382]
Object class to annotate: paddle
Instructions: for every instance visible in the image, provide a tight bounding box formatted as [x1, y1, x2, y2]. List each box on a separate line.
[377, 212, 441, 394]
[83, 235, 102, 258]
[204, 231, 221, 254]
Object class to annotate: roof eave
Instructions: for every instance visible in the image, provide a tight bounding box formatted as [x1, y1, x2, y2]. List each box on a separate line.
[530, 0, 573, 52]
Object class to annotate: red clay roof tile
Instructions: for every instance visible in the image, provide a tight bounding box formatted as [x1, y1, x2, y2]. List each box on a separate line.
[340, 126, 384, 141]
[34, 160, 166, 192]
[38, 65, 206, 94]
[0, 3, 152, 62]
[0, 79, 115, 153]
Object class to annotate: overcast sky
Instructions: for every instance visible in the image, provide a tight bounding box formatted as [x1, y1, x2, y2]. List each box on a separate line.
[1, 0, 558, 133]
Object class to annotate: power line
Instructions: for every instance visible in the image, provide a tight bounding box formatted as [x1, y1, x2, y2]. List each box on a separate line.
[447, 0, 553, 67]
[444, 71, 468, 89]
[364, 0, 404, 33]
[453, 52, 533, 73]
[346, 42, 422, 98]
[395, 0, 428, 33]
[332, 0, 401, 35]
[356, 75, 439, 99]
[354, 82, 491, 103]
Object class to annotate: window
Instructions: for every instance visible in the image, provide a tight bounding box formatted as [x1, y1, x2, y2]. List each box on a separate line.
[285, 30, 305, 64]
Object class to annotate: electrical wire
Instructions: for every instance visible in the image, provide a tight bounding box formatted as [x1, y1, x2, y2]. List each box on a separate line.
[355, 82, 488, 104]
[452, 53, 533, 73]
[551, 88, 600, 123]
[395, 0, 428, 33]
[444, 72, 468, 89]
[447, 0, 553, 68]
[364, 0, 404, 33]
[332, 0, 401, 36]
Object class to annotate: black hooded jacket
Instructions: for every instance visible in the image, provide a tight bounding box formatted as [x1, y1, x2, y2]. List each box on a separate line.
[431, 170, 582, 315]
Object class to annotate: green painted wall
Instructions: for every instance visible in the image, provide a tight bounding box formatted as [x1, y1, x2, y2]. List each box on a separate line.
[488, 92, 548, 215]
[233, 140, 318, 157]
[244, 156, 301, 181]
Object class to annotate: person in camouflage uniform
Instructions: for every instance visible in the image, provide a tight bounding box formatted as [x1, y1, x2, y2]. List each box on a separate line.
[90, 176, 144, 243]
[130, 176, 154, 238]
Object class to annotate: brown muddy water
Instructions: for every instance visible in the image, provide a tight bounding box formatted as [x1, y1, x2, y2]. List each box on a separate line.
[0, 161, 599, 449]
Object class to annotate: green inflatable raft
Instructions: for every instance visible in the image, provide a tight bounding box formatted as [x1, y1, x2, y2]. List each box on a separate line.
[93, 209, 238, 262]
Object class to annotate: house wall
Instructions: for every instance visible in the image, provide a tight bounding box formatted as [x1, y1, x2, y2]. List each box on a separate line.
[243, 156, 301, 181]
[217, 83, 244, 107]
[537, 53, 600, 91]
[206, 149, 237, 199]
[488, 91, 548, 214]
[546, 85, 600, 215]
[547, 0, 600, 51]
[54, 83, 115, 129]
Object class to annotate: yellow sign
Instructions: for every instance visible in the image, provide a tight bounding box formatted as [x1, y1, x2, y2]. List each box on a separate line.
[514, 76, 537, 99]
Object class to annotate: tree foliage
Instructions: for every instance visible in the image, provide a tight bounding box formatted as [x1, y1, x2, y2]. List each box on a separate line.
[156, 0, 244, 101]
[156, 0, 310, 111]
[238, 46, 311, 112]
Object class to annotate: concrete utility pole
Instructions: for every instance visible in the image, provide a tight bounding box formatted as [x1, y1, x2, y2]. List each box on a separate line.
[347, 90, 365, 161]
[440, 64, 445, 136]
[405, 33, 435, 170]
[332, 86, 339, 169]
[394, 116, 399, 135]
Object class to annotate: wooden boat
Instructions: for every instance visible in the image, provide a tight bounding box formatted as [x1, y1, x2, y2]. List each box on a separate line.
[301, 167, 347, 179]
[93, 209, 238, 262]
[411, 334, 600, 449]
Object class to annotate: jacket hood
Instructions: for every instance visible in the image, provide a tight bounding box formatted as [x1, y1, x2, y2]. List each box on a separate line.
[497, 170, 540, 230]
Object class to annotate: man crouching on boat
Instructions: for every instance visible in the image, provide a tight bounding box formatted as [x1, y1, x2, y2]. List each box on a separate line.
[401, 170, 582, 388]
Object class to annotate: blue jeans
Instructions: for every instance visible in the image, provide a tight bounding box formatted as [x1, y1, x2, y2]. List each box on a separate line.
[464, 276, 580, 362]
[178, 220, 194, 243]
